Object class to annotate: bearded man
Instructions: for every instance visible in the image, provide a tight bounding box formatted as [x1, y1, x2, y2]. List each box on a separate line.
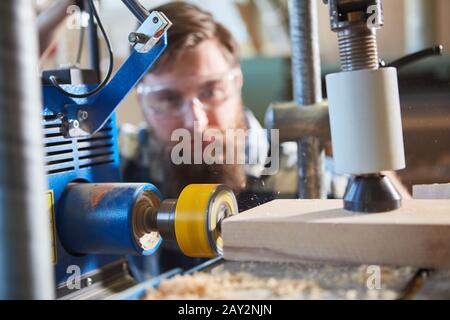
[121, 2, 271, 203]
[120, 2, 274, 278]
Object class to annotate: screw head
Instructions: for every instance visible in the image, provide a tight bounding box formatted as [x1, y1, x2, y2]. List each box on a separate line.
[78, 110, 89, 121]
[70, 120, 80, 129]
[128, 32, 137, 44]
[129, 32, 150, 45]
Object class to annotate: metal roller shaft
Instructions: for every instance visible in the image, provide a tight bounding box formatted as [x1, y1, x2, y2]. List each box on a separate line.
[153, 199, 177, 241]
[0, 0, 54, 299]
[288, 0, 326, 199]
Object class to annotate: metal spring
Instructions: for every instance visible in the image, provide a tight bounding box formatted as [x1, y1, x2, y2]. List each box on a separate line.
[338, 28, 380, 72]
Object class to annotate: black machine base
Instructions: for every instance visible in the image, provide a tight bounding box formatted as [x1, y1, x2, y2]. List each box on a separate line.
[344, 174, 402, 213]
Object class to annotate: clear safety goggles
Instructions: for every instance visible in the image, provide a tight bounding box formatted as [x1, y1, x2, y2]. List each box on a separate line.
[137, 69, 241, 117]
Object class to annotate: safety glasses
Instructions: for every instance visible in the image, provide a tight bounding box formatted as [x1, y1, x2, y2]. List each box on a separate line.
[137, 69, 241, 117]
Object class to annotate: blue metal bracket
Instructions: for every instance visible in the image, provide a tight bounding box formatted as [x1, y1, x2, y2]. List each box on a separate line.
[61, 11, 171, 138]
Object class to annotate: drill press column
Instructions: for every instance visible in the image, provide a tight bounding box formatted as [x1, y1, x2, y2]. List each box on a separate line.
[324, 0, 406, 212]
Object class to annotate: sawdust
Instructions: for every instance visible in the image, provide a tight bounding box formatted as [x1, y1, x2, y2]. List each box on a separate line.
[143, 272, 324, 300]
[143, 262, 408, 300]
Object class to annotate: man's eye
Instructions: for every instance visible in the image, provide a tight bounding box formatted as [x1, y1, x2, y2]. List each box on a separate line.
[199, 88, 215, 99]
[156, 92, 181, 104]
[199, 85, 225, 101]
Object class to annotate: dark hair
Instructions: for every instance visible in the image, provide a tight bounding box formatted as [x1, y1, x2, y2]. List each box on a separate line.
[150, 2, 240, 73]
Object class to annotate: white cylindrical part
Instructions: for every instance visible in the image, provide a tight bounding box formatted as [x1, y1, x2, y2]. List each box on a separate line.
[326, 67, 406, 175]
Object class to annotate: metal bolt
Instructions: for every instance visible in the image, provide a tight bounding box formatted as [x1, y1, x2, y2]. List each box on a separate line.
[70, 120, 80, 130]
[129, 32, 150, 45]
[129, 33, 137, 44]
[153, 17, 159, 24]
[78, 110, 89, 122]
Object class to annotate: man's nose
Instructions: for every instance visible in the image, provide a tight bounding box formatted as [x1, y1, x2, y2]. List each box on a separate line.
[184, 98, 209, 132]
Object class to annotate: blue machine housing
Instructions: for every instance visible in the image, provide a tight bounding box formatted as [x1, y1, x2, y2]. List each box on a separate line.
[41, 25, 169, 287]
[43, 86, 123, 285]
[42, 25, 168, 287]
[58, 182, 162, 256]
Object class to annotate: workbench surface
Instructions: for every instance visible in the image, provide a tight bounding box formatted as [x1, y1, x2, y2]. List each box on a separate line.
[196, 259, 449, 300]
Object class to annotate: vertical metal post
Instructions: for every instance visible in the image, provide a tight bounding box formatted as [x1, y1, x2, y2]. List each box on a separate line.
[288, 0, 326, 199]
[405, 0, 438, 53]
[0, 0, 54, 299]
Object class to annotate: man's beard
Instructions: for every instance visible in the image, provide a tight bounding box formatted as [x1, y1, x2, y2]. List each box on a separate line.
[159, 109, 248, 198]
[161, 160, 247, 198]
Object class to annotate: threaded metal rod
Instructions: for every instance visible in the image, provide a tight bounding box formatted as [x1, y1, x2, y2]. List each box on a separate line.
[288, 0, 326, 199]
[338, 28, 379, 72]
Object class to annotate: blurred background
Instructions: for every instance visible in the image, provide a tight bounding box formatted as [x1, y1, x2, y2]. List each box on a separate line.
[35, 0, 450, 191]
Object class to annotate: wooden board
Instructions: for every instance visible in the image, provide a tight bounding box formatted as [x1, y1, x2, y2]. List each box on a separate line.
[413, 183, 450, 199]
[222, 200, 450, 269]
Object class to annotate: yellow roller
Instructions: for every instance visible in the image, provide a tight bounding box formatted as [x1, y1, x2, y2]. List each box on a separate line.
[174, 184, 238, 258]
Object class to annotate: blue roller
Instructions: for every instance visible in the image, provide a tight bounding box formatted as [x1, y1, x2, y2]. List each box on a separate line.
[58, 183, 162, 256]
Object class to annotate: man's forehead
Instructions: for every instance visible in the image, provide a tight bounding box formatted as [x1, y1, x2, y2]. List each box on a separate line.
[143, 40, 232, 84]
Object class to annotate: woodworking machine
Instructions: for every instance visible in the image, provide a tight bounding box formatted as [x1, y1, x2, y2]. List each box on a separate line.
[1, 0, 238, 299]
[46, 1, 238, 298]
[323, 0, 406, 213]
[267, 0, 441, 213]
[1, 0, 442, 301]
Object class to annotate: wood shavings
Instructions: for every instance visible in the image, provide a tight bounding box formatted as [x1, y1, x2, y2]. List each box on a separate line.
[143, 272, 324, 300]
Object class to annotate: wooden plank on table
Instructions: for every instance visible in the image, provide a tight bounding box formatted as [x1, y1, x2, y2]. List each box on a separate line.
[413, 183, 450, 199]
[222, 199, 450, 269]
[411, 184, 450, 299]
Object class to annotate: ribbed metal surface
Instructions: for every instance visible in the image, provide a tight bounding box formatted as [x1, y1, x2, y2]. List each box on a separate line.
[288, 0, 326, 199]
[43, 118, 115, 175]
[338, 28, 379, 71]
[0, 0, 54, 299]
